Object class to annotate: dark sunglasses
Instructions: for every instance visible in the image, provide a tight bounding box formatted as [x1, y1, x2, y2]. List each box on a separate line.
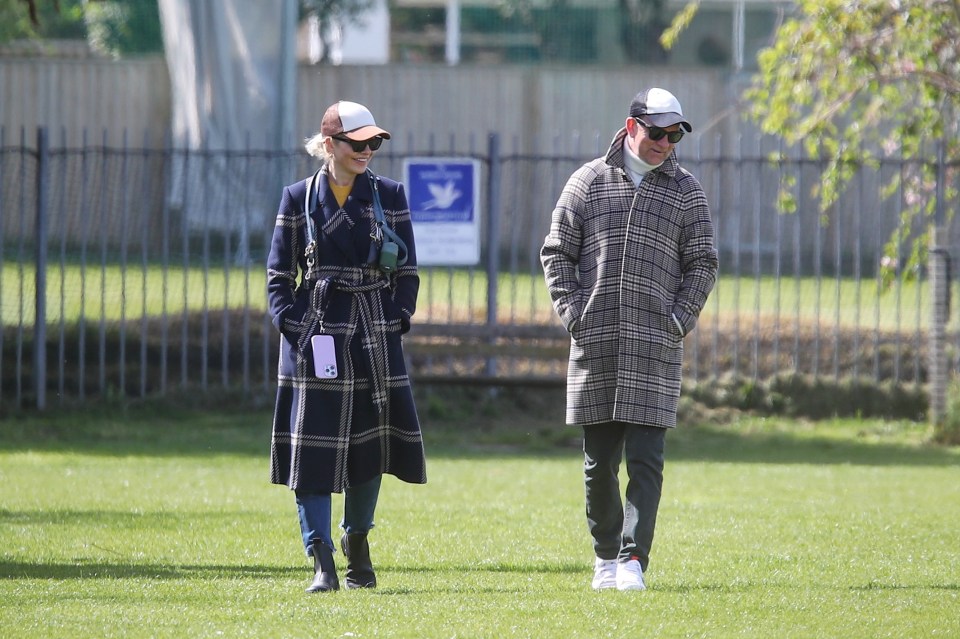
[333, 135, 384, 152]
[635, 118, 684, 144]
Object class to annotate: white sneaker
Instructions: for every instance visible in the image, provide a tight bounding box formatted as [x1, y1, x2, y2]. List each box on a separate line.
[591, 557, 617, 590]
[616, 558, 646, 591]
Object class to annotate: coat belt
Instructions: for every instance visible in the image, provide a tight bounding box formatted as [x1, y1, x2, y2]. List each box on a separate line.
[304, 274, 392, 412]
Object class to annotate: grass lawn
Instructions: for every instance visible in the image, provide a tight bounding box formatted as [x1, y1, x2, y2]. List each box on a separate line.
[2, 260, 935, 331]
[0, 389, 958, 638]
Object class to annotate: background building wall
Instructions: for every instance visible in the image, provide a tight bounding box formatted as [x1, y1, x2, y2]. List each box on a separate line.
[1, 56, 737, 149]
[1, 55, 924, 277]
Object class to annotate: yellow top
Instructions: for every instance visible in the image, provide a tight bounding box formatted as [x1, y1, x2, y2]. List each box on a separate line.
[329, 181, 351, 208]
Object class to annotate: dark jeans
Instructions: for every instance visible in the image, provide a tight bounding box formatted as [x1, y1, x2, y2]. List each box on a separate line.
[295, 475, 382, 556]
[583, 422, 666, 572]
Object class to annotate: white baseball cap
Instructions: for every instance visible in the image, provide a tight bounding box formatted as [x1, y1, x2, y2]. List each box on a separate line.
[320, 100, 391, 140]
[629, 88, 692, 132]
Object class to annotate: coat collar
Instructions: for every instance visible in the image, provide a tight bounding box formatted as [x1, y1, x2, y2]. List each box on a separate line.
[309, 165, 377, 265]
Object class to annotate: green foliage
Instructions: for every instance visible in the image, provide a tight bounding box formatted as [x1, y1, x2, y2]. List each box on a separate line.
[0, 0, 86, 43]
[494, 0, 668, 62]
[0, 0, 39, 42]
[658, 0, 698, 50]
[85, 0, 163, 56]
[0, 0, 161, 55]
[745, 0, 960, 275]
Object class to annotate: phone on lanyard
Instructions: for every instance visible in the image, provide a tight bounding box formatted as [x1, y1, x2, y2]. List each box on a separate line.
[311, 334, 338, 378]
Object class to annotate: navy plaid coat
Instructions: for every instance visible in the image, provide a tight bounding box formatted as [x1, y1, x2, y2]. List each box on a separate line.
[540, 129, 718, 428]
[267, 165, 426, 493]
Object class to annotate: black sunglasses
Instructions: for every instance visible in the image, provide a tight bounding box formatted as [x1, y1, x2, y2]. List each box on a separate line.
[635, 118, 684, 144]
[333, 135, 384, 152]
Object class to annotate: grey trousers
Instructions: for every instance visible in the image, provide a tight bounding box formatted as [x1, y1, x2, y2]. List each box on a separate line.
[583, 421, 666, 572]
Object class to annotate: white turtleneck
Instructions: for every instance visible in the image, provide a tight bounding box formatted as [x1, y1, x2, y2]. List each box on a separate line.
[622, 138, 663, 187]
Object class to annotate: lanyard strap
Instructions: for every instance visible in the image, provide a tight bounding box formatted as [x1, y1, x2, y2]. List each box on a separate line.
[303, 169, 321, 273]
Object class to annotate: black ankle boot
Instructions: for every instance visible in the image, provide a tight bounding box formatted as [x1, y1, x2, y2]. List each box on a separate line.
[340, 532, 376, 589]
[306, 540, 339, 593]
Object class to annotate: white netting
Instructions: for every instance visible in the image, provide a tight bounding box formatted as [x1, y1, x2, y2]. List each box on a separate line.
[157, 0, 295, 240]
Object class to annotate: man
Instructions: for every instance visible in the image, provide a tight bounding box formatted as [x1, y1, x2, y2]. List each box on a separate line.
[540, 87, 718, 591]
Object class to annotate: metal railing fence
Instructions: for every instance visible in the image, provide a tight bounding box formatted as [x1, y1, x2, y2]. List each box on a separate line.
[2, 127, 958, 410]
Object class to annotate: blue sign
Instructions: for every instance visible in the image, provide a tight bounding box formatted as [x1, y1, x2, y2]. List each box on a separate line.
[403, 157, 481, 266]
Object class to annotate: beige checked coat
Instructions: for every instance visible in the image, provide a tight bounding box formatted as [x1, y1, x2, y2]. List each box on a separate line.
[540, 129, 718, 428]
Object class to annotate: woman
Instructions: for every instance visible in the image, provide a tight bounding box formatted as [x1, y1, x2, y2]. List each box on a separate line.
[267, 100, 425, 593]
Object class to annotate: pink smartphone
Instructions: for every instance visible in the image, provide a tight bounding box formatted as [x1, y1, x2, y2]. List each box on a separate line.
[311, 334, 338, 378]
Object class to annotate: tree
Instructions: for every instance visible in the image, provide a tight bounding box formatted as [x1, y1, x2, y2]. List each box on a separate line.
[746, 0, 960, 443]
[663, 0, 959, 265]
[15, 0, 53, 26]
[496, 0, 669, 63]
[0, 0, 162, 55]
[666, 0, 960, 442]
[0, 0, 78, 43]
[618, 0, 668, 62]
[299, 0, 375, 64]
[744, 0, 959, 266]
[663, 0, 960, 439]
[84, 0, 163, 56]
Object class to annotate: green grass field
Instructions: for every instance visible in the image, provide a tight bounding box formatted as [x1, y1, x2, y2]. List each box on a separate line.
[2, 261, 934, 330]
[1, 390, 957, 638]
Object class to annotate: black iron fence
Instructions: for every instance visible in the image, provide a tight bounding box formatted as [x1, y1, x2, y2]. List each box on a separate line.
[3, 127, 959, 410]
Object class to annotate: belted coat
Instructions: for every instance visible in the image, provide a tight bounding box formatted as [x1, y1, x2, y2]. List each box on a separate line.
[267, 165, 426, 494]
[540, 129, 719, 429]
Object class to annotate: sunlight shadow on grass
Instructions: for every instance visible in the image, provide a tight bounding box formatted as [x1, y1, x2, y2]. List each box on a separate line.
[0, 561, 302, 580]
[0, 509, 271, 529]
[370, 585, 528, 596]
[851, 582, 960, 592]
[3, 396, 957, 469]
[401, 561, 584, 575]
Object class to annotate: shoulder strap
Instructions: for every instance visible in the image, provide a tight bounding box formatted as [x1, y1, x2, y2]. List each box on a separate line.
[303, 169, 321, 246]
[366, 169, 408, 267]
[301, 169, 323, 277]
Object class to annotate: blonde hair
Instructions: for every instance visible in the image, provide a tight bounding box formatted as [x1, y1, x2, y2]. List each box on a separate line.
[304, 132, 334, 163]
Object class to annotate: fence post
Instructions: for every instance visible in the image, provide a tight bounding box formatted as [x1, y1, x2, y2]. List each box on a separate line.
[929, 230, 949, 424]
[485, 132, 501, 377]
[928, 142, 950, 425]
[34, 127, 48, 410]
